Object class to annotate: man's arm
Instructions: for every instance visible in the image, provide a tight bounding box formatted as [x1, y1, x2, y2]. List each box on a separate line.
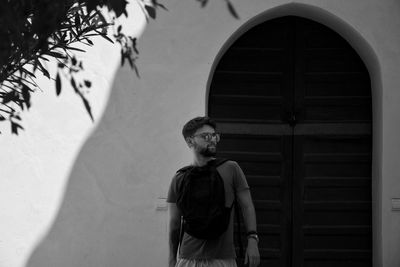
[237, 189, 260, 267]
[168, 203, 181, 267]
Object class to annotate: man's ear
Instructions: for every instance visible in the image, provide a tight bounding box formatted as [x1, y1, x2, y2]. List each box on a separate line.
[185, 137, 193, 148]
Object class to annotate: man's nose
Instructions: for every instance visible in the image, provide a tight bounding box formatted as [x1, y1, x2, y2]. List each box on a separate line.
[210, 135, 218, 141]
[209, 138, 217, 145]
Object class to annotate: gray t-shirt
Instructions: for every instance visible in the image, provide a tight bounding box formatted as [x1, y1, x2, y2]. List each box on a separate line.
[167, 160, 250, 259]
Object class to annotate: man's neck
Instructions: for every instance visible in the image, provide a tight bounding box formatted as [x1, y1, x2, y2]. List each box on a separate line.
[192, 155, 216, 167]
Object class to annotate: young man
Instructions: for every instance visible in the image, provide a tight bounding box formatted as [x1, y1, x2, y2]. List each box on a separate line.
[167, 116, 260, 267]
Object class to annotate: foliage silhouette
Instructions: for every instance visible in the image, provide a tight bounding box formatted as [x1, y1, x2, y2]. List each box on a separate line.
[0, 0, 237, 135]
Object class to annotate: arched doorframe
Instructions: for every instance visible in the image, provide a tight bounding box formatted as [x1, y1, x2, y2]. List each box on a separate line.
[205, 3, 383, 267]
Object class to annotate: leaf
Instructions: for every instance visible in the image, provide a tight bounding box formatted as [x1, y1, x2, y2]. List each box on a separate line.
[130, 37, 139, 54]
[56, 72, 62, 96]
[145, 5, 156, 19]
[58, 62, 67, 69]
[86, 0, 99, 13]
[71, 77, 78, 93]
[75, 13, 80, 30]
[41, 66, 50, 79]
[38, 56, 50, 62]
[225, 0, 239, 19]
[11, 121, 24, 135]
[120, 50, 125, 66]
[88, 22, 113, 32]
[84, 80, 92, 87]
[71, 77, 94, 122]
[156, 3, 168, 11]
[2, 91, 18, 104]
[109, 0, 128, 17]
[69, 28, 78, 38]
[46, 51, 67, 59]
[20, 68, 36, 78]
[21, 84, 31, 109]
[197, 0, 208, 8]
[81, 95, 94, 122]
[117, 25, 122, 33]
[66, 46, 86, 53]
[152, 0, 168, 10]
[0, 115, 6, 121]
[127, 55, 134, 68]
[133, 64, 140, 78]
[95, 31, 114, 43]
[18, 99, 24, 111]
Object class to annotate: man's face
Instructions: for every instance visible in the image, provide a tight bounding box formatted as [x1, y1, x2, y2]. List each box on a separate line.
[188, 125, 219, 157]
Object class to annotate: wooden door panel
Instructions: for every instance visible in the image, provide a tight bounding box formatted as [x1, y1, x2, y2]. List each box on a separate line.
[305, 73, 371, 96]
[293, 135, 372, 266]
[209, 16, 372, 267]
[209, 99, 282, 121]
[217, 48, 285, 72]
[217, 133, 292, 267]
[233, 19, 291, 48]
[210, 72, 283, 96]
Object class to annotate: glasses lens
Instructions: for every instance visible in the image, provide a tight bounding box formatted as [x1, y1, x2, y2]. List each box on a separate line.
[195, 133, 221, 142]
[209, 133, 220, 142]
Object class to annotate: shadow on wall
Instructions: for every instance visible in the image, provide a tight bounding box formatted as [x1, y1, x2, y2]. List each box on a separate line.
[24, 1, 230, 265]
[25, 60, 176, 267]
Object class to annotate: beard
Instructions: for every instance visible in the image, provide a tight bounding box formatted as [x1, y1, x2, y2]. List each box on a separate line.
[195, 143, 217, 157]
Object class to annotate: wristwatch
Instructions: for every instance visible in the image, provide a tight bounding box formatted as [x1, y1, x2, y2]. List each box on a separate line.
[246, 231, 259, 243]
[247, 234, 259, 243]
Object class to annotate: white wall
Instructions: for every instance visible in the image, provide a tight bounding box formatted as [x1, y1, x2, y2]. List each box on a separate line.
[0, 1, 145, 267]
[2, 0, 400, 267]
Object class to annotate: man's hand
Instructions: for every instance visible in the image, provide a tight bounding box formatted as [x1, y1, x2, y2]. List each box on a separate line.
[244, 238, 260, 267]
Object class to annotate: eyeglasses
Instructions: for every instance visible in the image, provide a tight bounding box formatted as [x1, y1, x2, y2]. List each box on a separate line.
[191, 132, 221, 142]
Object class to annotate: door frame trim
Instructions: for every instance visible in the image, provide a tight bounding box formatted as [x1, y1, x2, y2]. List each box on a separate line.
[205, 3, 383, 266]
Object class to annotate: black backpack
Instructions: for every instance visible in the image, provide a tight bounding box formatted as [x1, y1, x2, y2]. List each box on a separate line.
[176, 158, 232, 240]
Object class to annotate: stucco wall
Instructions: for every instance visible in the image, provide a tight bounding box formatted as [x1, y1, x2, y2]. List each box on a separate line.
[2, 0, 400, 267]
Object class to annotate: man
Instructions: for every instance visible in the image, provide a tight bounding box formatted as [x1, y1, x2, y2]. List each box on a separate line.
[167, 116, 260, 267]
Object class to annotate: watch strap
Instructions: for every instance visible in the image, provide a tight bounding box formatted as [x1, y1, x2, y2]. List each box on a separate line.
[246, 230, 258, 236]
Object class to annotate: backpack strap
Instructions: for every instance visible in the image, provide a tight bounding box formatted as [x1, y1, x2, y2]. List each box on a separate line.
[214, 157, 229, 167]
[176, 158, 229, 172]
[176, 165, 193, 174]
[205, 158, 229, 171]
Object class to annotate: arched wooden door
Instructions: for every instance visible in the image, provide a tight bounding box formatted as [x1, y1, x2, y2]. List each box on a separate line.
[208, 16, 372, 267]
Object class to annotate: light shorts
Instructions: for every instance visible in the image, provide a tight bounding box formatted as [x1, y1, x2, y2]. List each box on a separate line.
[175, 258, 237, 267]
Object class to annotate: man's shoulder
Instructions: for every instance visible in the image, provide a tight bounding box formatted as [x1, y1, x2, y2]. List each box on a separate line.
[222, 159, 238, 166]
[176, 165, 192, 174]
[216, 159, 241, 181]
[218, 159, 239, 170]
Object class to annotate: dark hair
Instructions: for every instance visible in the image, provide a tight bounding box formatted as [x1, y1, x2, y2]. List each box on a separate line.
[182, 116, 217, 139]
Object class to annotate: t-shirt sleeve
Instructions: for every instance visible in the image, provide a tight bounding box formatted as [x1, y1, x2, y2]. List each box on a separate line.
[166, 173, 179, 203]
[232, 161, 250, 192]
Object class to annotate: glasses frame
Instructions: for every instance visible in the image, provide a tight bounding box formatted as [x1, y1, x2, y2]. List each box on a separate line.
[191, 132, 221, 142]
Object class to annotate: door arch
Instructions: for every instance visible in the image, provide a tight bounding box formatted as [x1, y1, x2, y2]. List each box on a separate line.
[208, 16, 372, 267]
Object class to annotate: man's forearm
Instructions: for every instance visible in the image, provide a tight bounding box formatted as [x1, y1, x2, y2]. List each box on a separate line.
[242, 203, 257, 233]
[168, 226, 180, 267]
